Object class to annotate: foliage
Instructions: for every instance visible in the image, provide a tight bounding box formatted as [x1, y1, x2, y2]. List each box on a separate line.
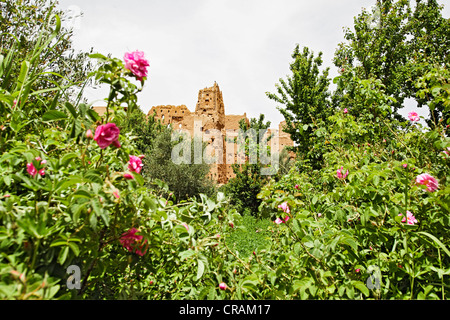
[142, 127, 216, 202]
[333, 0, 450, 123]
[266, 45, 332, 169]
[1, 0, 449, 301]
[223, 114, 272, 216]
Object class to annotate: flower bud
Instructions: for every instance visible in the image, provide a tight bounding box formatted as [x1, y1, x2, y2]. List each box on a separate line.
[86, 129, 94, 139]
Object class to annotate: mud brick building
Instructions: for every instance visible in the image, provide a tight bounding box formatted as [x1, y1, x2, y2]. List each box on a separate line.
[94, 82, 294, 184]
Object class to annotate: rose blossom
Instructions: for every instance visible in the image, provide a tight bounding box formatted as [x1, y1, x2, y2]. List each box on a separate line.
[86, 129, 93, 139]
[27, 163, 37, 177]
[94, 123, 121, 149]
[119, 228, 148, 256]
[124, 51, 150, 81]
[128, 155, 143, 174]
[343, 108, 348, 114]
[336, 166, 349, 179]
[416, 173, 439, 192]
[408, 111, 420, 122]
[278, 201, 290, 214]
[219, 282, 227, 290]
[398, 211, 418, 225]
[274, 217, 284, 224]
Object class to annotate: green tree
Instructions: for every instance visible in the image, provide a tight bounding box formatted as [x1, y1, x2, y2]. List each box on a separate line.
[266, 45, 332, 169]
[333, 0, 450, 125]
[120, 107, 164, 155]
[225, 114, 272, 216]
[142, 126, 215, 202]
[0, 0, 94, 100]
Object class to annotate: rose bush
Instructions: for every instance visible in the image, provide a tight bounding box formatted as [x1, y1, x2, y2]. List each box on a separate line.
[1, 2, 449, 301]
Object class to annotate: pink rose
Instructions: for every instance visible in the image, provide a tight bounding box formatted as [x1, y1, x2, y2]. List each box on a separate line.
[219, 282, 227, 290]
[408, 111, 420, 122]
[38, 169, 45, 176]
[343, 108, 348, 114]
[128, 155, 143, 174]
[274, 218, 284, 224]
[402, 164, 407, 168]
[416, 173, 439, 192]
[278, 201, 290, 214]
[336, 166, 349, 179]
[398, 211, 418, 225]
[120, 228, 148, 256]
[124, 51, 150, 81]
[27, 163, 37, 177]
[94, 123, 121, 149]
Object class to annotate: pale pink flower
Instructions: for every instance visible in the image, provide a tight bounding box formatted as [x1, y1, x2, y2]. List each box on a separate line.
[274, 218, 284, 224]
[40, 160, 47, 165]
[317, 213, 322, 217]
[336, 166, 349, 179]
[94, 123, 121, 149]
[124, 51, 150, 81]
[402, 164, 407, 168]
[113, 189, 120, 199]
[128, 155, 143, 174]
[26, 163, 37, 177]
[416, 173, 439, 192]
[38, 169, 45, 176]
[343, 108, 348, 114]
[284, 216, 290, 223]
[35, 156, 42, 162]
[398, 211, 418, 225]
[219, 282, 227, 290]
[278, 201, 290, 214]
[408, 111, 420, 122]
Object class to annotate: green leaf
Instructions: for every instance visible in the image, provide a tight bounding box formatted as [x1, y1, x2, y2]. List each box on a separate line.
[58, 246, 69, 265]
[60, 153, 78, 167]
[417, 231, 450, 258]
[340, 236, 358, 253]
[64, 102, 78, 118]
[352, 280, 370, 297]
[42, 110, 68, 122]
[196, 259, 205, 280]
[55, 176, 84, 193]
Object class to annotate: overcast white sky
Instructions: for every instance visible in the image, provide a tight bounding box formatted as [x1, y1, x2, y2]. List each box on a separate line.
[57, 0, 449, 128]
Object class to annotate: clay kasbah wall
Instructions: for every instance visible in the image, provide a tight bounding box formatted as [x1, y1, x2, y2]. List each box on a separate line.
[94, 82, 294, 185]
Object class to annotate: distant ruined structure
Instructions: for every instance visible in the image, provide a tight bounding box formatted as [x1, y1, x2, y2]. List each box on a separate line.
[94, 82, 294, 184]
